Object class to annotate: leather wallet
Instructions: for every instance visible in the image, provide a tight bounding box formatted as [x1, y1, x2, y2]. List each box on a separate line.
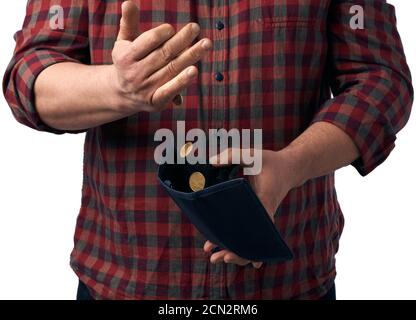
[158, 163, 293, 263]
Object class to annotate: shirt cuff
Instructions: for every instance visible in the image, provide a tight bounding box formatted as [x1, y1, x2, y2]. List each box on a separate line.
[311, 94, 396, 176]
[4, 49, 83, 134]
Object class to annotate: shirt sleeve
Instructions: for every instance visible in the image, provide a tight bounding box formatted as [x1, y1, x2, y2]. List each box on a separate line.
[2, 0, 90, 134]
[312, 0, 413, 176]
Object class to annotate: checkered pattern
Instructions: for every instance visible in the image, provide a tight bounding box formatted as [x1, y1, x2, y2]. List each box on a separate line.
[3, 0, 413, 299]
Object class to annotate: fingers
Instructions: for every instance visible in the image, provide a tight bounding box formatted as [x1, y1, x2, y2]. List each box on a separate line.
[152, 38, 212, 84]
[114, 19, 211, 111]
[117, 1, 140, 41]
[151, 66, 198, 107]
[203, 240, 216, 253]
[210, 250, 228, 264]
[204, 241, 263, 268]
[211, 250, 253, 267]
[144, 23, 202, 75]
[223, 252, 251, 266]
[130, 24, 175, 61]
[222, 252, 262, 269]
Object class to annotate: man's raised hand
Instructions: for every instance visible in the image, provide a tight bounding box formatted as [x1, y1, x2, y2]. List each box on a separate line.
[110, 1, 212, 113]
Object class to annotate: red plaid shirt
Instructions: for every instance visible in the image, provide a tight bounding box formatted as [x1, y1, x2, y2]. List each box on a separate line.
[3, 0, 413, 299]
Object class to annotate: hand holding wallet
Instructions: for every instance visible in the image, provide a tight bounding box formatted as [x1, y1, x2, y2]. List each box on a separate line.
[158, 163, 293, 263]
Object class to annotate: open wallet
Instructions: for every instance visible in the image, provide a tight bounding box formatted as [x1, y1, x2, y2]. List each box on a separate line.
[158, 162, 293, 263]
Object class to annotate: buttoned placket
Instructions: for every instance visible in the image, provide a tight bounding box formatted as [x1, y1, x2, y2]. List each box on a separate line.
[211, 0, 229, 130]
[208, 0, 229, 300]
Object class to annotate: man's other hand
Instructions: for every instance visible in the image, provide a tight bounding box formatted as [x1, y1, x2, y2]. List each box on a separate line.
[203, 149, 301, 269]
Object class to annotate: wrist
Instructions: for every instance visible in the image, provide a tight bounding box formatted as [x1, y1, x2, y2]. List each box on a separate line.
[274, 145, 311, 190]
[103, 64, 138, 115]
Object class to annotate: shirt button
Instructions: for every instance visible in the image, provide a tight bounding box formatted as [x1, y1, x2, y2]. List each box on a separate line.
[215, 72, 224, 82]
[216, 21, 225, 30]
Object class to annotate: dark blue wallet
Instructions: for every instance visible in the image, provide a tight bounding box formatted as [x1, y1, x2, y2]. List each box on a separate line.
[158, 163, 293, 263]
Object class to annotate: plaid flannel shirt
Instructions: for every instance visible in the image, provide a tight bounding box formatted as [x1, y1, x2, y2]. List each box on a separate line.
[3, 0, 413, 299]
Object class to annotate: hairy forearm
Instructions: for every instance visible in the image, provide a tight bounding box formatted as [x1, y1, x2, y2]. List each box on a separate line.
[33, 12, 212, 132]
[34, 62, 130, 131]
[282, 121, 360, 189]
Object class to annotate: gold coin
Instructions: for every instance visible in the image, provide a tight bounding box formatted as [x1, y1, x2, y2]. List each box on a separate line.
[189, 172, 206, 192]
[180, 142, 193, 158]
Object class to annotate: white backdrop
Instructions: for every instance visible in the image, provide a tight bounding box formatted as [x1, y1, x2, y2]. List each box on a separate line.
[0, 1, 414, 300]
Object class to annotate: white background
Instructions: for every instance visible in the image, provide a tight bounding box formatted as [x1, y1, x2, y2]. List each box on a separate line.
[0, 1, 414, 300]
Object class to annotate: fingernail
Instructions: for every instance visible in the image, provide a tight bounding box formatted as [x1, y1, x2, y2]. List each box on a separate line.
[191, 23, 200, 34]
[202, 39, 212, 50]
[165, 24, 175, 37]
[187, 67, 197, 78]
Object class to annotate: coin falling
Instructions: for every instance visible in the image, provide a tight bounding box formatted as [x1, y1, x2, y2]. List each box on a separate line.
[189, 172, 206, 192]
[180, 142, 193, 158]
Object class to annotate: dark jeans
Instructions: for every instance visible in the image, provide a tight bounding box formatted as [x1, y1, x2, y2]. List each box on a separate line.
[76, 280, 336, 300]
[76, 280, 94, 300]
[320, 283, 336, 300]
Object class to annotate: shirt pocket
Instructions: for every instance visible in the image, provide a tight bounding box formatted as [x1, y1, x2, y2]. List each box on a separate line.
[258, 16, 325, 31]
[241, 1, 329, 143]
[248, 0, 327, 30]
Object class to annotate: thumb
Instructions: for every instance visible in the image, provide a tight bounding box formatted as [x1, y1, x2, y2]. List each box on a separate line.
[209, 148, 252, 167]
[117, 1, 140, 41]
[209, 148, 238, 167]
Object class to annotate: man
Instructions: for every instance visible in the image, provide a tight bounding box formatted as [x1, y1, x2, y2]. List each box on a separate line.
[3, 0, 412, 300]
